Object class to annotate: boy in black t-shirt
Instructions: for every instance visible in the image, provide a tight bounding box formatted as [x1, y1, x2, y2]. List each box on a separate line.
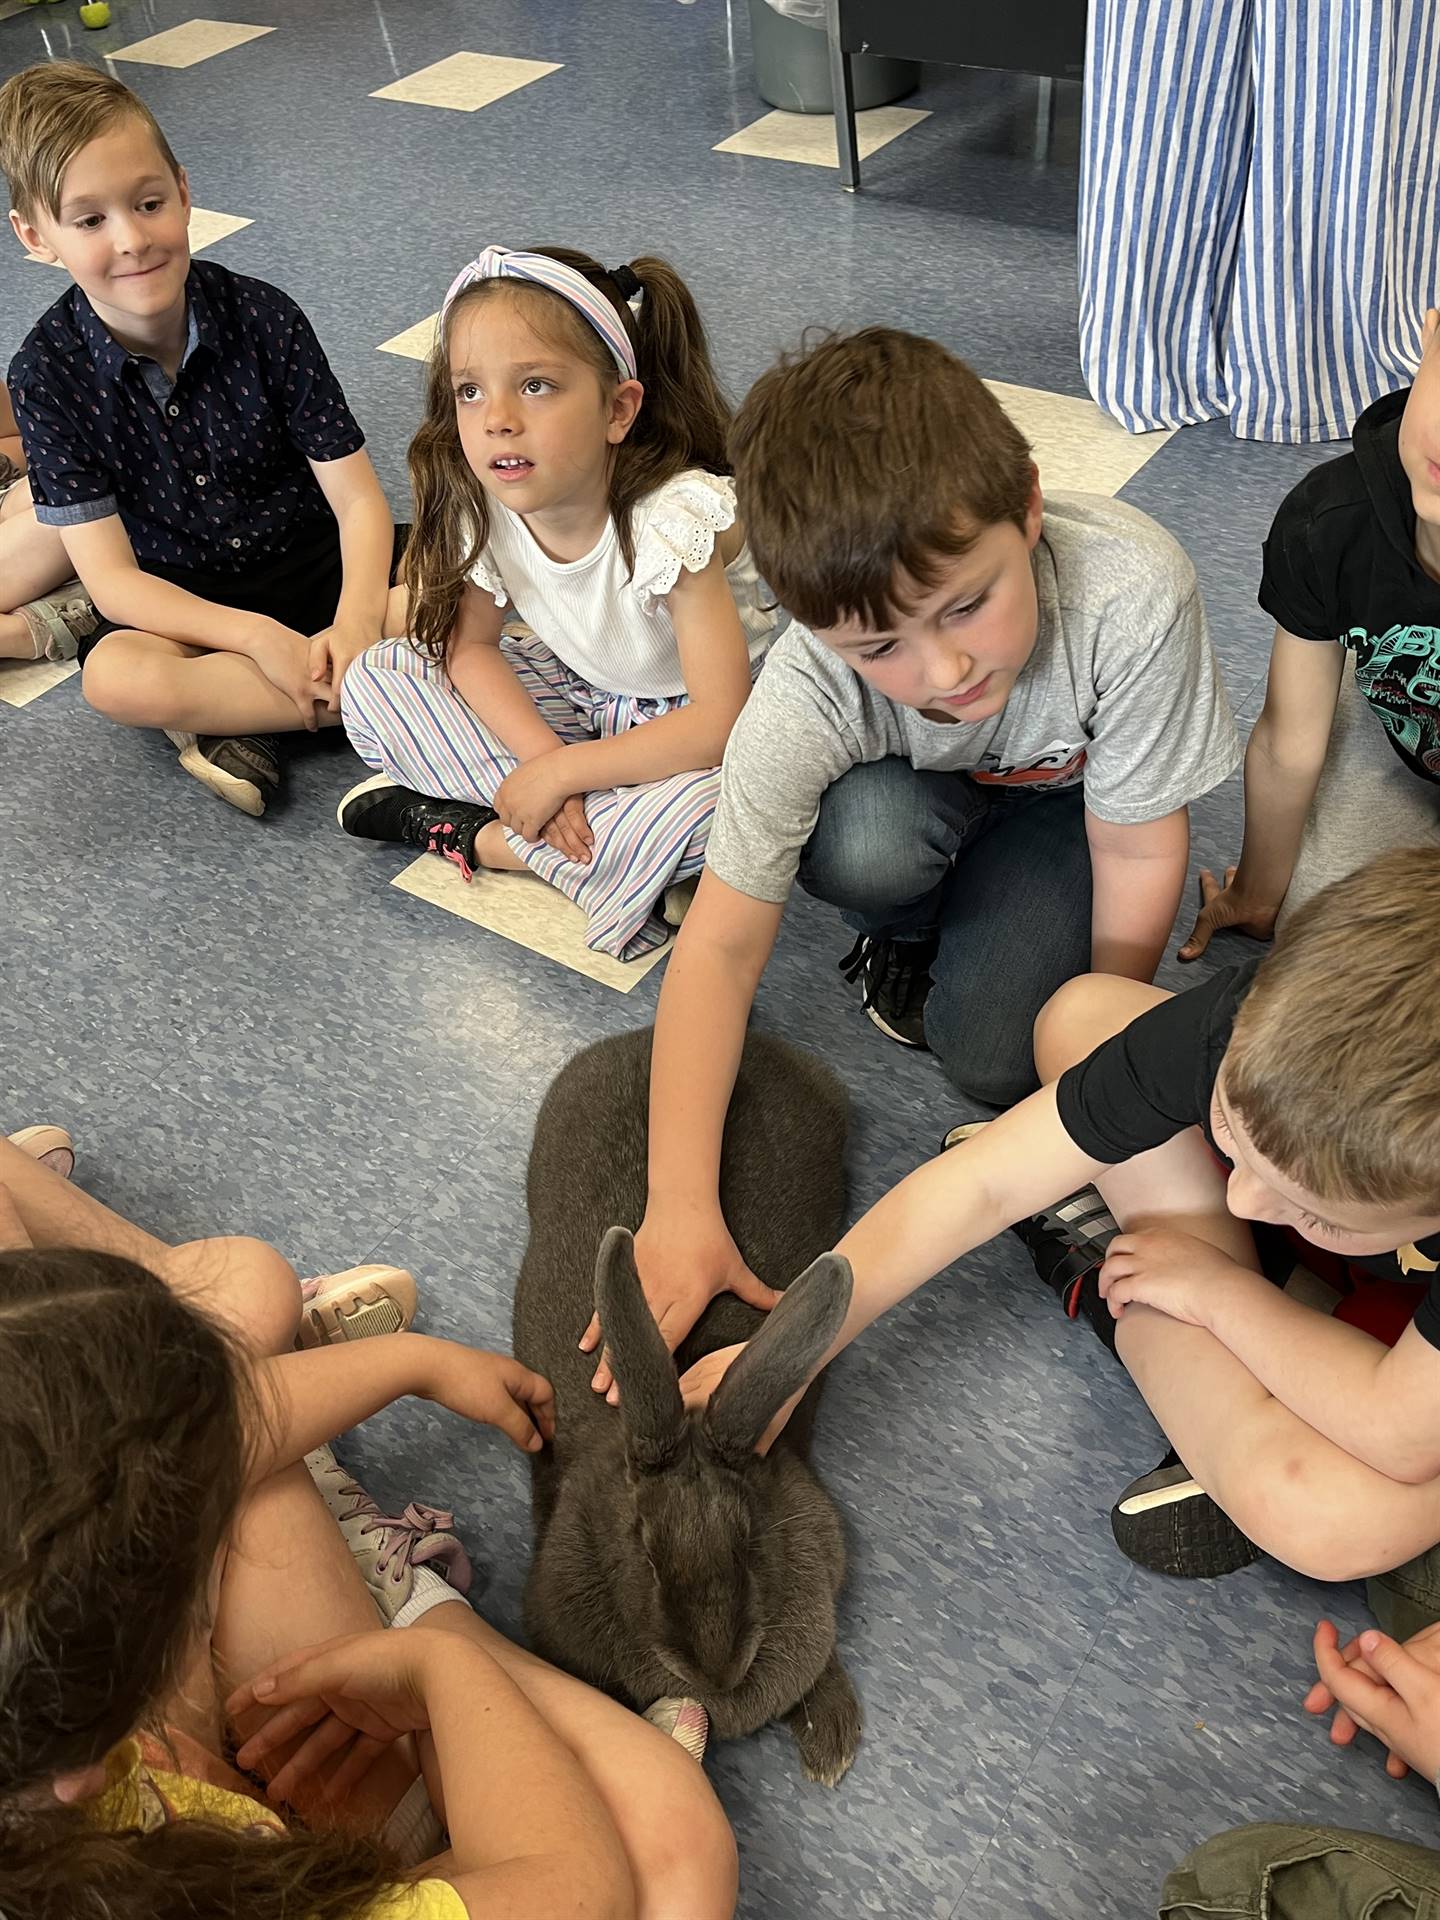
[1181, 308, 1440, 960]
[678, 850, 1440, 1594]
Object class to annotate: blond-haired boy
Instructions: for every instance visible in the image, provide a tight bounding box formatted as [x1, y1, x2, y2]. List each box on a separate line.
[683, 849, 1440, 1594]
[1, 62, 396, 815]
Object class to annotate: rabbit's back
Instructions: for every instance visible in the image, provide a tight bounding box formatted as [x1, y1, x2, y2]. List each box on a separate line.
[514, 1028, 848, 1392]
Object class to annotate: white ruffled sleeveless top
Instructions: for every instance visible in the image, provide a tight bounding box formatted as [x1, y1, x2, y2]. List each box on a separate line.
[467, 469, 774, 700]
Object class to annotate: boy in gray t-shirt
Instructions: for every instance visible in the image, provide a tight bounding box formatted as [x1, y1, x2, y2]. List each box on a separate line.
[580, 329, 1238, 1387]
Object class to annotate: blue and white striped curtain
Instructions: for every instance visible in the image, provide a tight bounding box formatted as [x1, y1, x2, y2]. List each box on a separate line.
[1078, 0, 1440, 443]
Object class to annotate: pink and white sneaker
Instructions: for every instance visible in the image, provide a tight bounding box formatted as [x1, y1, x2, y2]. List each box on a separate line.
[8, 1126, 75, 1179]
[306, 1443, 473, 1624]
[296, 1264, 418, 1348]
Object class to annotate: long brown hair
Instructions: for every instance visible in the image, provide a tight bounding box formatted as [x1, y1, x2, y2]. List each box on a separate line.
[0, 1249, 392, 1920]
[406, 246, 732, 663]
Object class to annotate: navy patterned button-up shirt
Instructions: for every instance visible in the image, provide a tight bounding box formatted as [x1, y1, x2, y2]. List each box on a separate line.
[8, 260, 364, 578]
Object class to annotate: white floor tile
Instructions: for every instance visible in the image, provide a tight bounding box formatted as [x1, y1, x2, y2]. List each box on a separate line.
[714, 105, 928, 169]
[390, 856, 669, 992]
[110, 19, 273, 68]
[378, 312, 439, 361]
[986, 381, 1175, 497]
[371, 51, 561, 113]
[0, 658, 79, 709]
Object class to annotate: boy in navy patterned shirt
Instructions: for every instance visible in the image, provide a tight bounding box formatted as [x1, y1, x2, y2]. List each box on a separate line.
[1, 62, 397, 815]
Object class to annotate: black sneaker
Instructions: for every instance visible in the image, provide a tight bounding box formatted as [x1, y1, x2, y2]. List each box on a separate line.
[1111, 1450, 1263, 1579]
[839, 932, 938, 1048]
[167, 730, 282, 817]
[338, 776, 497, 878]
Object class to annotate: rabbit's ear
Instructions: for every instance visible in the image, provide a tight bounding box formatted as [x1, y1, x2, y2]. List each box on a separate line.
[703, 1254, 853, 1463]
[594, 1225, 685, 1468]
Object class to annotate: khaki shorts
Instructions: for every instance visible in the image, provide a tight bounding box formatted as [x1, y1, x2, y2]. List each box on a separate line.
[1162, 1821, 1440, 1919]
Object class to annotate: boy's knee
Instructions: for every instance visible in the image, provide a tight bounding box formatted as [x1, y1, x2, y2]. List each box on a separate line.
[1033, 972, 1163, 1082]
[798, 763, 948, 917]
[82, 642, 169, 729]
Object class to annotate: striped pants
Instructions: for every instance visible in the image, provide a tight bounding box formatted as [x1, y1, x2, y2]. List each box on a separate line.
[343, 634, 722, 962]
[1079, 0, 1440, 441]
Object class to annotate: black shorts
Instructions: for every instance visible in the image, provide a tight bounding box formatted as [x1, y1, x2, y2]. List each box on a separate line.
[78, 521, 409, 667]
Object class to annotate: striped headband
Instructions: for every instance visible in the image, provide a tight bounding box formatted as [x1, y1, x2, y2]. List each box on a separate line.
[440, 245, 639, 380]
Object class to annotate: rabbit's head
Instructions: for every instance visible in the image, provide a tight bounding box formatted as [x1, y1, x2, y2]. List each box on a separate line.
[593, 1226, 852, 1702]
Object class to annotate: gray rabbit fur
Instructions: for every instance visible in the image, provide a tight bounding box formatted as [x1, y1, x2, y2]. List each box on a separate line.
[512, 1025, 862, 1785]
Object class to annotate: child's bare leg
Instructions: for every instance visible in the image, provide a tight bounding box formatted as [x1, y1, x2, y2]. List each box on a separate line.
[212, 1463, 422, 1830]
[412, 1603, 738, 1920]
[81, 629, 341, 735]
[0, 1133, 300, 1353]
[1033, 974, 1440, 1579]
[474, 820, 529, 871]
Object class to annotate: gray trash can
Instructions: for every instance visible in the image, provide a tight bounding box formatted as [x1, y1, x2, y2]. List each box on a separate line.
[747, 0, 920, 113]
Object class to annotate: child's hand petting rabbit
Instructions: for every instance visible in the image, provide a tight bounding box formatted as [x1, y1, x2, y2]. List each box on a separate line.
[580, 1207, 781, 1399]
[421, 1342, 556, 1452]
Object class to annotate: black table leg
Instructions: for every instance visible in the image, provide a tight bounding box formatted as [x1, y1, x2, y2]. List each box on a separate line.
[824, 0, 860, 190]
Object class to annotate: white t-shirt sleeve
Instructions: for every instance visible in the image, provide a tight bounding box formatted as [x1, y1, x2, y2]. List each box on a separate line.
[466, 542, 510, 608]
[705, 639, 864, 902]
[630, 471, 738, 612]
[1081, 567, 1240, 825]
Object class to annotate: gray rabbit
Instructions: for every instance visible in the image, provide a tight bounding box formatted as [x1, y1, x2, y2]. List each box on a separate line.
[512, 1025, 862, 1786]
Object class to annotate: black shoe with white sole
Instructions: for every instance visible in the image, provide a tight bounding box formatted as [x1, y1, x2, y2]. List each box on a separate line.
[1111, 1450, 1263, 1579]
[338, 776, 497, 878]
[840, 931, 938, 1048]
[167, 731, 282, 816]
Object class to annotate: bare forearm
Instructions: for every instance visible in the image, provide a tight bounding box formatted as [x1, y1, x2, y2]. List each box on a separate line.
[414, 1634, 635, 1916]
[331, 488, 394, 634]
[826, 1085, 1107, 1372]
[1205, 1275, 1419, 1477]
[648, 939, 756, 1212]
[449, 644, 565, 762]
[1089, 815, 1189, 981]
[1228, 713, 1325, 909]
[72, 559, 257, 652]
[253, 1332, 446, 1477]
[557, 700, 738, 793]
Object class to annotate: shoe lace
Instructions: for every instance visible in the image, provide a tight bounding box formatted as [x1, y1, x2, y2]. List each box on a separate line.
[838, 934, 926, 1015]
[406, 809, 476, 883]
[337, 1478, 461, 1579]
[56, 596, 97, 638]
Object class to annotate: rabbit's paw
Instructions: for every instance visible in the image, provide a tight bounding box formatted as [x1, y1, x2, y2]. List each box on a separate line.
[784, 1653, 861, 1787]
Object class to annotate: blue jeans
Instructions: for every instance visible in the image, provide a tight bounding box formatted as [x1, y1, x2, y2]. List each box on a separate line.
[797, 758, 1093, 1105]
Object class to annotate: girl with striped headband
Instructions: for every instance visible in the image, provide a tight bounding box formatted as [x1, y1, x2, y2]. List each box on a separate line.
[339, 244, 774, 961]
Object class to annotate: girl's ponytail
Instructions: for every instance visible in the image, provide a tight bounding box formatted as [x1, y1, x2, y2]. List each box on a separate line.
[606, 253, 731, 571]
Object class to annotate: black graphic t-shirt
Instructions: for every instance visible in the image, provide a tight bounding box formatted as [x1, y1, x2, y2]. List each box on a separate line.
[1055, 963, 1440, 1347]
[1259, 388, 1440, 782]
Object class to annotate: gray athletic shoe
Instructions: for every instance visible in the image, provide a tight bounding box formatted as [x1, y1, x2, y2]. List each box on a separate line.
[18, 582, 96, 663]
[166, 731, 281, 817]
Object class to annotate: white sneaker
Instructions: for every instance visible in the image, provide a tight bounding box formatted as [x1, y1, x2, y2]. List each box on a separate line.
[8, 1125, 75, 1179]
[305, 1444, 473, 1623]
[296, 1264, 418, 1348]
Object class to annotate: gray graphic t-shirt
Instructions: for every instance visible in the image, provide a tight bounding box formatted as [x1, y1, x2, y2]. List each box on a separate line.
[707, 492, 1240, 903]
